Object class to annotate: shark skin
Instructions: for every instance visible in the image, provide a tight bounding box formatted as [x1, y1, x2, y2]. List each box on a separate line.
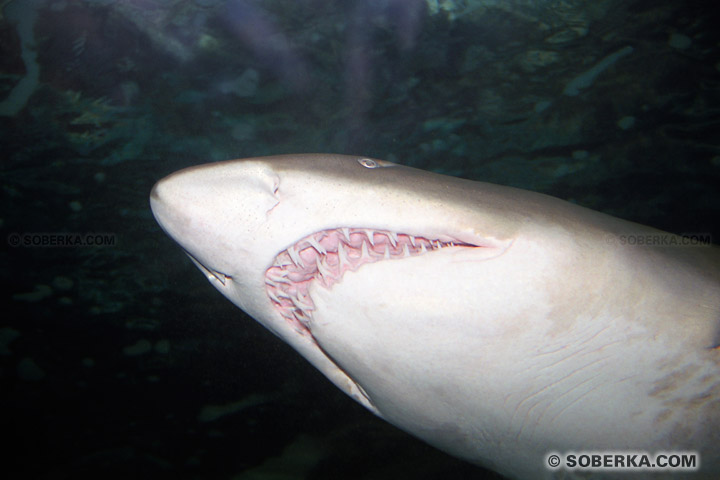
[150, 154, 720, 479]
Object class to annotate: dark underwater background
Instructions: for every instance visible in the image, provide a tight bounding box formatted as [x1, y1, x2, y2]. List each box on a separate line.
[1, 0, 718, 478]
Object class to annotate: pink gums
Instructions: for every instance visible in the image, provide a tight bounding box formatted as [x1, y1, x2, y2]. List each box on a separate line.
[264, 228, 473, 335]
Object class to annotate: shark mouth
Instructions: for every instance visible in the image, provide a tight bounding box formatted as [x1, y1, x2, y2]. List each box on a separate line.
[265, 227, 475, 335]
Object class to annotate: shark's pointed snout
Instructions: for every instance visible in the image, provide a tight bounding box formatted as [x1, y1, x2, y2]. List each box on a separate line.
[149, 177, 177, 231]
[150, 160, 283, 281]
[152, 160, 280, 226]
[150, 170, 202, 248]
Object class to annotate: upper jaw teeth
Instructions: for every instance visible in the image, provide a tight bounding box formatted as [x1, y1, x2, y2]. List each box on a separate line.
[307, 235, 326, 254]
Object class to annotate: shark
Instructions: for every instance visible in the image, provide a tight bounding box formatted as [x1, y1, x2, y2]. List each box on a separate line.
[150, 154, 720, 479]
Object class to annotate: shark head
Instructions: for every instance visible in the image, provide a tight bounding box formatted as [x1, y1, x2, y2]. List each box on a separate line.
[151, 154, 720, 479]
[150, 154, 524, 408]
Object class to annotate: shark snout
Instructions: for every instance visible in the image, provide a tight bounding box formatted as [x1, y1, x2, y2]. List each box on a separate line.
[150, 159, 287, 281]
[151, 160, 281, 230]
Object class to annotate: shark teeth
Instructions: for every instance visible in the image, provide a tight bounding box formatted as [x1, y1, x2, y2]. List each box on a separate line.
[388, 231, 398, 247]
[265, 228, 472, 335]
[287, 245, 304, 268]
[307, 235, 326, 254]
[337, 242, 350, 269]
[360, 240, 372, 261]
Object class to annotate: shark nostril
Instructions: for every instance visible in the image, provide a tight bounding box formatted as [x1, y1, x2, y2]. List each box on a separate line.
[270, 173, 280, 197]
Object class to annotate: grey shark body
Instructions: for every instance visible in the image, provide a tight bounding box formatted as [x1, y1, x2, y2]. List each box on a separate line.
[150, 154, 719, 479]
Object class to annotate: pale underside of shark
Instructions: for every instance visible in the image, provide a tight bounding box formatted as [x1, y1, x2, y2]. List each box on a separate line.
[150, 154, 720, 479]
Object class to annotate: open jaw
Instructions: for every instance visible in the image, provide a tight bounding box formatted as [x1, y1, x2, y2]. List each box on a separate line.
[265, 227, 478, 335]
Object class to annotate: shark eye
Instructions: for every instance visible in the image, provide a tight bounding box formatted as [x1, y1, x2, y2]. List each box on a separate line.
[357, 158, 379, 169]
